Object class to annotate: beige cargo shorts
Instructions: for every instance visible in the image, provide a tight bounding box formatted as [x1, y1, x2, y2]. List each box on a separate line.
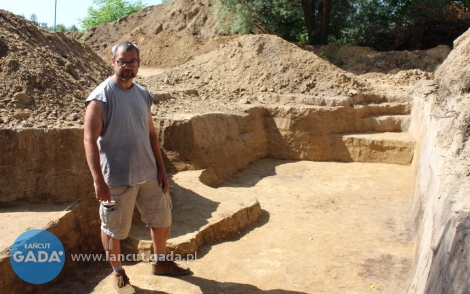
[100, 178, 172, 240]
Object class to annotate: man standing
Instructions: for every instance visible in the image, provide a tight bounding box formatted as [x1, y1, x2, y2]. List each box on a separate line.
[84, 41, 191, 293]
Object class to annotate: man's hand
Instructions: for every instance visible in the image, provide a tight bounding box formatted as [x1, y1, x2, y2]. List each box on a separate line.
[158, 171, 169, 194]
[94, 179, 111, 202]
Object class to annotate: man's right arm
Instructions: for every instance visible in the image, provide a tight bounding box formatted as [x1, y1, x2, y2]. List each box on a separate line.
[83, 100, 110, 202]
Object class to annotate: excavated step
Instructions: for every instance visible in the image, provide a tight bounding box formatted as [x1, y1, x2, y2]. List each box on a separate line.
[122, 170, 262, 258]
[0, 204, 70, 254]
[361, 115, 411, 132]
[354, 102, 411, 116]
[329, 132, 415, 165]
[282, 94, 411, 107]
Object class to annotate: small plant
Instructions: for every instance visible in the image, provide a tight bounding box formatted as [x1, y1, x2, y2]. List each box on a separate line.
[432, 62, 443, 72]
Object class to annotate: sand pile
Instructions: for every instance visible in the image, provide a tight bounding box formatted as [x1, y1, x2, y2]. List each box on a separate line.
[0, 10, 112, 128]
[0, 0, 452, 126]
[432, 28, 470, 141]
[77, 0, 450, 73]
[307, 43, 451, 75]
[435, 29, 470, 96]
[80, 0, 226, 68]
[137, 34, 384, 115]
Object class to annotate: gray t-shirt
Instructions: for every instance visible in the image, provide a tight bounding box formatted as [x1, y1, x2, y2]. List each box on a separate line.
[85, 77, 157, 188]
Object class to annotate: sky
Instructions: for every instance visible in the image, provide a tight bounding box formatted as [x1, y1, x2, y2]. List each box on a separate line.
[1, 0, 164, 30]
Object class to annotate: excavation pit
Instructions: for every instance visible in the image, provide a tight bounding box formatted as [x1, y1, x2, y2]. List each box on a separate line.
[1, 6, 470, 292]
[0, 98, 419, 293]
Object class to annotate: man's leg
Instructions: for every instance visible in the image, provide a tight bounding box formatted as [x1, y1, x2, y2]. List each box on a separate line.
[136, 179, 191, 276]
[151, 226, 169, 257]
[100, 185, 138, 293]
[150, 225, 191, 276]
[101, 231, 122, 269]
[102, 229, 135, 293]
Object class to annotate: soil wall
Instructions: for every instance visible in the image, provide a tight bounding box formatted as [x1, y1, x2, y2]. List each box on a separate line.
[0, 100, 414, 199]
[0, 128, 101, 293]
[155, 108, 270, 186]
[265, 102, 412, 163]
[151, 102, 414, 187]
[1, 85, 468, 292]
[0, 94, 414, 201]
[408, 82, 470, 292]
[0, 128, 93, 204]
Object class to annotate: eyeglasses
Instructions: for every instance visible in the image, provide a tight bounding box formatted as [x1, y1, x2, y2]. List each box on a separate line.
[115, 59, 140, 67]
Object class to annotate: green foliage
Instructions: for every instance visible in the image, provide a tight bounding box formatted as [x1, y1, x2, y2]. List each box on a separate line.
[28, 13, 80, 32]
[327, 0, 470, 49]
[298, 31, 309, 44]
[213, 0, 470, 49]
[213, 0, 306, 41]
[396, 0, 468, 49]
[29, 13, 38, 25]
[212, 0, 355, 44]
[29, 13, 48, 28]
[68, 24, 79, 32]
[80, 0, 145, 31]
[212, 0, 254, 34]
[327, 0, 355, 41]
[55, 24, 67, 32]
[340, 0, 394, 46]
[254, 0, 305, 41]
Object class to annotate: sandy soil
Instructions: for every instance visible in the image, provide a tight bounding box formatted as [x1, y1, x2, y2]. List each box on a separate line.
[138, 68, 169, 78]
[46, 159, 413, 294]
[3, 0, 469, 292]
[0, 204, 70, 252]
[0, 3, 449, 129]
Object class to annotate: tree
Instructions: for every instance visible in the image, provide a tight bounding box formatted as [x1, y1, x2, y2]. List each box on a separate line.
[29, 13, 39, 25]
[300, 0, 316, 44]
[213, 0, 306, 40]
[321, 0, 332, 44]
[29, 14, 49, 29]
[55, 24, 67, 32]
[213, 0, 470, 49]
[212, 0, 254, 34]
[80, 0, 145, 31]
[68, 24, 79, 32]
[252, 0, 305, 41]
[28, 13, 80, 32]
[339, 0, 470, 50]
[212, 0, 336, 45]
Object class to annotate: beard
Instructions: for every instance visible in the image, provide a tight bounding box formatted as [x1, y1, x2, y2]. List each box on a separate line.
[116, 69, 136, 81]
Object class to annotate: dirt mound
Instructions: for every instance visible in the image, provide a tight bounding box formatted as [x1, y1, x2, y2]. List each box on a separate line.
[105, 26, 234, 69]
[217, 34, 368, 95]
[0, 1, 451, 127]
[80, 0, 225, 68]
[151, 33, 355, 95]
[305, 43, 450, 75]
[0, 10, 112, 128]
[435, 28, 470, 95]
[78, 0, 450, 73]
[428, 28, 470, 143]
[138, 34, 432, 115]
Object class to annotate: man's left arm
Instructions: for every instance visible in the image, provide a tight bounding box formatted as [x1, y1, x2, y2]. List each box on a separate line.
[148, 111, 169, 194]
